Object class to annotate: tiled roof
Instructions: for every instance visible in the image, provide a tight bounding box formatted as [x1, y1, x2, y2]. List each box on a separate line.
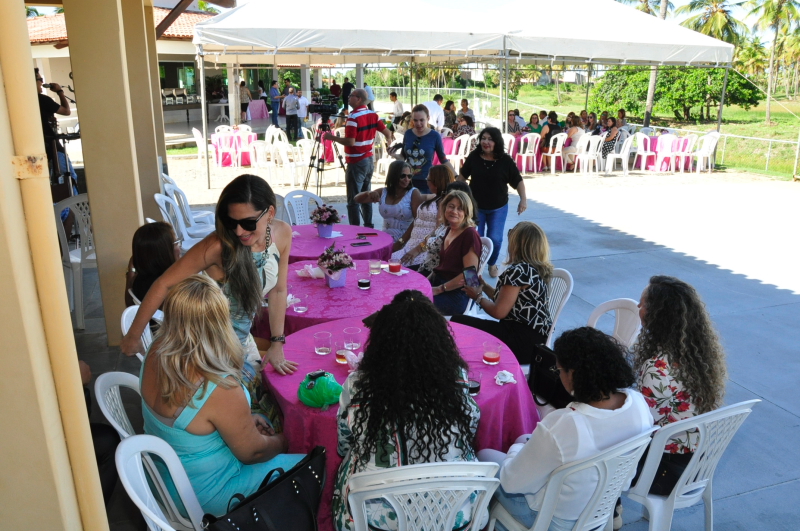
[28, 7, 214, 44]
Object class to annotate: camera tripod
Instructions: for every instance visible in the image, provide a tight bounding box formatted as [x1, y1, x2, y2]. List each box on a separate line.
[303, 118, 347, 197]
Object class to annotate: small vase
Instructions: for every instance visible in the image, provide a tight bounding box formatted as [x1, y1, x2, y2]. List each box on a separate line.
[324, 268, 347, 288]
[317, 224, 334, 238]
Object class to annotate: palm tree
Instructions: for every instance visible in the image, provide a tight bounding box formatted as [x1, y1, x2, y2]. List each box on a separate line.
[616, 0, 674, 16]
[198, 1, 220, 14]
[748, 0, 800, 123]
[677, 0, 748, 45]
[26, 7, 41, 17]
[735, 35, 768, 76]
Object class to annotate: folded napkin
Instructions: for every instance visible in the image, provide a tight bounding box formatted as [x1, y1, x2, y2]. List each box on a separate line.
[380, 264, 410, 275]
[495, 370, 517, 385]
[344, 350, 363, 372]
[295, 265, 325, 279]
[292, 231, 301, 237]
[321, 231, 343, 238]
[287, 294, 300, 306]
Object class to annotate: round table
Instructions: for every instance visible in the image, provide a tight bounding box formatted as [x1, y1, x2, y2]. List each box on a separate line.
[252, 259, 433, 337]
[288, 224, 394, 264]
[261, 317, 539, 531]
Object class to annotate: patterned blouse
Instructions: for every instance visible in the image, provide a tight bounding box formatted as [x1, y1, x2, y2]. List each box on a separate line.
[333, 369, 480, 531]
[495, 263, 552, 337]
[638, 353, 699, 454]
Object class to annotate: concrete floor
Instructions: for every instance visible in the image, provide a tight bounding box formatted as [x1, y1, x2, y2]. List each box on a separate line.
[76, 170, 800, 530]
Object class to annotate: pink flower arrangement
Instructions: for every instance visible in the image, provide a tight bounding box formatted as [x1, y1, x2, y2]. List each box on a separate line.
[317, 243, 354, 273]
[310, 204, 341, 226]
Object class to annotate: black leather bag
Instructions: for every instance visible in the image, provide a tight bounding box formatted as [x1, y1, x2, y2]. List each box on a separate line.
[528, 344, 573, 410]
[202, 446, 326, 531]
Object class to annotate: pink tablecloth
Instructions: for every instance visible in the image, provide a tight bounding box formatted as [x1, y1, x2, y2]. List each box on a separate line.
[288, 224, 393, 264]
[248, 99, 269, 120]
[635, 136, 690, 171]
[210, 132, 257, 167]
[261, 317, 540, 531]
[252, 260, 434, 337]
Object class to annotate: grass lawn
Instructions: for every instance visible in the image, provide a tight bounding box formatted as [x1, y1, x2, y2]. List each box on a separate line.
[166, 146, 198, 156]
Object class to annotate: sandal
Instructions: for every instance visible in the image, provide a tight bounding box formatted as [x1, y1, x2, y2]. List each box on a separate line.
[489, 265, 499, 278]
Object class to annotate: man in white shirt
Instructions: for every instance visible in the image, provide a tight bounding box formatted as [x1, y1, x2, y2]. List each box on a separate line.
[513, 109, 527, 130]
[297, 90, 310, 134]
[282, 87, 300, 141]
[364, 83, 375, 111]
[422, 94, 445, 131]
[390, 92, 404, 124]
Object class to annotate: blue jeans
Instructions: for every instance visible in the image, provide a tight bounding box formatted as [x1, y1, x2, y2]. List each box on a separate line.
[271, 102, 280, 126]
[346, 157, 374, 227]
[477, 203, 509, 266]
[432, 274, 470, 316]
[493, 486, 576, 531]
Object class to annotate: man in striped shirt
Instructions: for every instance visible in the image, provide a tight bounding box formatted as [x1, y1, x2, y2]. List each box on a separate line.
[324, 89, 393, 227]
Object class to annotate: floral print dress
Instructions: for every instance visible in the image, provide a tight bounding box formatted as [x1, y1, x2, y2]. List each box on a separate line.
[332, 369, 481, 531]
[637, 353, 699, 454]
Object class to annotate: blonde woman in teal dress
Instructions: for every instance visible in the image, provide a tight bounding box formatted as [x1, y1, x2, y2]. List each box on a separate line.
[332, 290, 481, 531]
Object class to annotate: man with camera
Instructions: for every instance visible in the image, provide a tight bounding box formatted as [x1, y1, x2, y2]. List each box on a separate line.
[35, 68, 74, 184]
[323, 89, 392, 228]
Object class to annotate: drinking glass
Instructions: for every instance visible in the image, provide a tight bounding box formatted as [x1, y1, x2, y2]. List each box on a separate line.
[293, 293, 308, 313]
[334, 342, 350, 364]
[388, 258, 401, 273]
[343, 327, 361, 350]
[313, 332, 332, 355]
[357, 272, 371, 290]
[482, 340, 502, 365]
[468, 371, 482, 396]
[369, 259, 382, 275]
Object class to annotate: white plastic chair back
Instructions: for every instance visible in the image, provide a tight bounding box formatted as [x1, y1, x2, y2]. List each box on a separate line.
[120, 304, 161, 360]
[95, 371, 140, 439]
[163, 184, 213, 234]
[128, 289, 142, 306]
[468, 133, 480, 152]
[273, 128, 289, 144]
[450, 135, 464, 156]
[632, 133, 655, 171]
[627, 400, 760, 531]
[547, 133, 568, 174]
[545, 268, 573, 347]
[236, 124, 252, 132]
[154, 193, 202, 252]
[693, 132, 721, 173]
[502, 133, 516, 154]
[393, 132, 404, 147]
[274, 142, 299, 186]
[639, 126, 654, 136]
[349, 462, 500, 531]
[284, 190, 323, 225]
[605, 135, 636, 176]
[676, 133, 699, 173]
[441, 127, 454, 138]
[249, 140, 277, 175]
[214, 125, 232, 133]
[116, 435, 206, 531]
[517, 134, 541, 174]
[586, 298, 641, 348]
[478, 237, 493, 273]
[236, 131, 256, 166]
[335, 127, 346, 137]
[191, 128, 213, 167]
[570, 134, 592, 173]
[615, 129, 630, 153]
[489, 428, 657, 531]
[274, 194, 291, 224]
[301, 127, 314, 140]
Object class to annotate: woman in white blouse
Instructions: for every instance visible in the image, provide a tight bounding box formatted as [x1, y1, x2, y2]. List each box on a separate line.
[479, 327, 652, 531]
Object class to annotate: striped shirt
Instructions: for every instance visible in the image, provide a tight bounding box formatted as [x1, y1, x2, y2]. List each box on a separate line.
[345, 106, 386, 162]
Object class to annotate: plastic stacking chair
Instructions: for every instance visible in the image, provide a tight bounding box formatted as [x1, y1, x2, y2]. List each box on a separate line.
[116, 435, 206, 531]
[587, 298, 641, 348]
[236, 124, 252, 132]
[120, 305, 163, 361]
[54, 194, 97, 330]
[160, 175, 214, 227]
[571, 135, 592, 174]
[488, 429, 657, 531]
[249, 140, 278, 185]
[632, 133, 656, 171]
[654, 134, 678, 173]
[163, 184, 215, 238]
[274, 142, 300, 186]
[463, 238, 496, 320]
[213, 125, 232, 134]
[191, 127, 215, 168]
[349, 462, 500, 531]
[691, 132, 721, 173]
[441, 127, 454, 138]
[236, 130, 256, 167]
[626, 400, 760, 531]
[546, 268, 574, 348]
[502, 133, 516, 155]
[675, 134, 699, 173]
[517, 134, 541, 174]
[449, 135, 473, 174]
[605, 134, 636, 176]
[545, 133, 568, 174]
[154, 193, 203, 253]
[284, 190, 323, 225]
[301, 127, 314, 140]
[639, 127, 654, 136]
[274, 194, 291, 224]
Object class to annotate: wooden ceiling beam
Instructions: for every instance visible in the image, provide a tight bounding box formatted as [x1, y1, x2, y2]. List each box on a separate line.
[155, 0, 193, 39]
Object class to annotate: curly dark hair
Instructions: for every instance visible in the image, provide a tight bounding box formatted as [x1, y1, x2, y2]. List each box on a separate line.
[554, 327, 635, 404]
[476, 127, 507, 160]
[633, 276, 727, 414]
[349, 290, 473, 471]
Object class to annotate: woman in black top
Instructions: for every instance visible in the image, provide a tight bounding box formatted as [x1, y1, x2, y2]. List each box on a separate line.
[458, 127, 527, 278]
[540, 111, 563, 172]
[452, 221, 553, 364]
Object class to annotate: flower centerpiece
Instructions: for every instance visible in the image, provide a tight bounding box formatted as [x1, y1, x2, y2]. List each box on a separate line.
[310, 204, 341, 238]
[317, 243, 354, 288]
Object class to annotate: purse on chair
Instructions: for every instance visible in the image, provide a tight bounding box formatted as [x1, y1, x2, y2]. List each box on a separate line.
[202, 446, 327, 531]
[527, 344, 573, 410]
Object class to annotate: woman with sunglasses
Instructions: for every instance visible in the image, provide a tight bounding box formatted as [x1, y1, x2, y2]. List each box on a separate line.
[354, 160, 422, 242]
[121, 174, 298, 378]
[394, 104, 453, 194]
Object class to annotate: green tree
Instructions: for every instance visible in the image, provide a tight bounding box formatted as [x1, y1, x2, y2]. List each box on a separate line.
[616, 0, 673, 15]
[747, 0, 800, 123]
[677, 0, 748, 45]
[198, 1, 220, 14]
[735, 35, 768, 76]
[26, 7, 41, 17]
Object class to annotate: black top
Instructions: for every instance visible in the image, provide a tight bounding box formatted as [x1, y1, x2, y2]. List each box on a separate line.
[461, 151, 522, 210]
[39, 93, 63, 152]
[543, 122, 563, 147]
[341, 82, 355, 100]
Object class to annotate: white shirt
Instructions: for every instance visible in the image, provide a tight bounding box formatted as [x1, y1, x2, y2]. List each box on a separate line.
[499, 390, 652, 520]
[297, 96, 309, 118]
[364, 85, 375, 103]
[515, 116, 527, 129]
[423, 101, 445, 130]
[392, 99, 404, 119]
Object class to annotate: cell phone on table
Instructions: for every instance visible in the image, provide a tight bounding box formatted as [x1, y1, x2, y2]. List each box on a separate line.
[351, 241, 372, 247]
[463, 266, 481, 288]
[357, 232, 378, 237]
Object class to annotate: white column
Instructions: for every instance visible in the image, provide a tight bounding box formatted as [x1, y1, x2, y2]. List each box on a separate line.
[356, 64, 364, 89]
[301, 64, 311, 94]
[313, 68, 322, 90]
[227, 63, 238, 124]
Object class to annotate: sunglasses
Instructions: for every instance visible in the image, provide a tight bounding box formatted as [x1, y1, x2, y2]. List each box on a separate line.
[221, 207, 268, 231]
[400, 173, 413, 178]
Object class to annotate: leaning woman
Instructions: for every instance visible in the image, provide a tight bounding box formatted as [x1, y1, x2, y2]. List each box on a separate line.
[333, 290, 480, 531]
[140, 275, 303, 516]
[121, 174, 298, 377]
[452, 221, 552, 365]
[354, 160, 422, 242]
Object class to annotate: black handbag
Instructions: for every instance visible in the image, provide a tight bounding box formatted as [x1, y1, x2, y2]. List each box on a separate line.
[528, 344, 573, 410]
[202, 446, 327, 531]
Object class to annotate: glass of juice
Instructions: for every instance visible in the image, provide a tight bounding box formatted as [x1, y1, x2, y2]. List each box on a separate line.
[335, 342, 350, 364]
[468, 371, 481, 396]
[388, 259, 401, 273]
[313, 332, 331, 355]
[482, 340, 501, 365]
[369, 259, 382, 275]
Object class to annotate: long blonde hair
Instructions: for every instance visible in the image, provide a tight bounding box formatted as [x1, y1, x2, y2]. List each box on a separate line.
[153, 275, 244, 408]
[441, 190, 476, 229]
[505, 221, 553, 282]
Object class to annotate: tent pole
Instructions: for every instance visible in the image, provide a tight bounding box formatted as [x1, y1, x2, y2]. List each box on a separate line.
[585, 64, 591, 110]
[716, 67, 729, 133]
[198, 46, 211, 189]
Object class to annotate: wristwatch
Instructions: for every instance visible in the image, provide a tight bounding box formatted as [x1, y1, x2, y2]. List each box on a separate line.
[398, 237, 405, 245]
[269, 335, 286, 343]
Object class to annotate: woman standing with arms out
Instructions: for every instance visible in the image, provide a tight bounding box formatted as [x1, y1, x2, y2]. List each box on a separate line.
[452, 222, 552, 364]
[443, 100, 458, 131]
[633, 276, 727, 495]
[140, 276, 303, 516]
[458, 127, 527, 278]
[239, 80, 252, 123]
[395, 104, 453, 194]
[354, 160, 422, 242]
[333, 290, 480, 531]
[121, 174, 297, 377]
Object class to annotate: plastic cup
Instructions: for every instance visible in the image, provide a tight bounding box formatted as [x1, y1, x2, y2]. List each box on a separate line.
[369, 259, 382, 275]
[482, 340, 501, 365]
[388, 258, 401, 273]
[313, 332, 332, 356]
[343, 327, 361, 350]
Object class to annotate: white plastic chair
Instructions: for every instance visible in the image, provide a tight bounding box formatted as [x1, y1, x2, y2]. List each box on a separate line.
[587, 298, 641, 348]
[578, 135, 603, 174]
[236, 131, 256, 167]
[545, 133, 568, 174]
[463, 238, 497, 320]
[53, 194, 96, 329]
[502, 133, 516, 155]
[236, 124, 252, 132]
[516, 134, 541, 174]
[605, 135, 636, 176]
[488, 428, 657, 531]
[301, 127, 314, 140]
[191, 128, 214, 168]
[692, 132, 721, 173]
[120, 305, 163, 361]
[274, 194, 291, 224]
[639, 127, 654, 136]
[632, 133, 656, 172]
[570, 134, 591, 173]
[116, 435, 206, 531]
[349, 462, 500, 531]
[249, 140, 278, 184]
[284, 189, 323, 225]
[675, 134, 699, 173]
[626, 400, 760, 531]
[213, 132, 237, 168]
[213, 125, 232, 134]
[545, 268, 573, 348]
[614, 129, 630, 154]
[449, 135, 472, 174]
[160, 176, 214, 227]
[654, 134, 678, 173]
[441, 127, 454, 138]
[163, 184, 215, 238]
[154, 194, 203, 253]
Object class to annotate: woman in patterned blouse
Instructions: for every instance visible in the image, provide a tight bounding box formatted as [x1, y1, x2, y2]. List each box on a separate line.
[632, 275, 728, 495]
[452, 221, 553, 364]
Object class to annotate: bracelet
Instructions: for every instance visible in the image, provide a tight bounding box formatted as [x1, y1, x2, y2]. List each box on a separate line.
[398, 237, 405, 245]
[56, 90, 64, 94]
[269, 335, 286, 344]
